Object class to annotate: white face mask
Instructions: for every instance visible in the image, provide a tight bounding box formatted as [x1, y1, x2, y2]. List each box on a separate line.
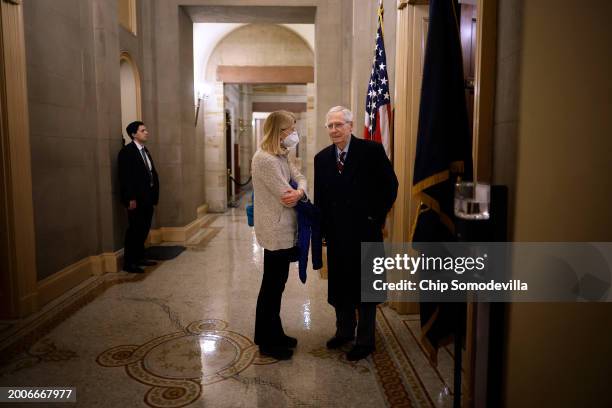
[282, 131, 300, 149]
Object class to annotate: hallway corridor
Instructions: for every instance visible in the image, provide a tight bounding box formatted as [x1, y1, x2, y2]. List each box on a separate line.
[0, 205, 459, 408]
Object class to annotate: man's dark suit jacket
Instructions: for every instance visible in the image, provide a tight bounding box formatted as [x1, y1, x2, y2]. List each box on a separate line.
[118, 142, 159, 208]
[314, 135, 398, 307]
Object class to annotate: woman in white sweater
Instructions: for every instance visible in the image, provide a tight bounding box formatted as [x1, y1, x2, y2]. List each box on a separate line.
[252, 110, 306, 360]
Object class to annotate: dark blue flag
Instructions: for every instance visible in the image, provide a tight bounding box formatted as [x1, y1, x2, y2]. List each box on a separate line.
[411, 0, 473, 365]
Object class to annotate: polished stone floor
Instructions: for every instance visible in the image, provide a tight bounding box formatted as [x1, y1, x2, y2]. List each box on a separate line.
[0, 205, 459, 407]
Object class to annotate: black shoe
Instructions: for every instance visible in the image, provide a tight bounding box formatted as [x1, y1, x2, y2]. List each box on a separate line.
[346, 345, 375, 361]
[326, 336, 353, 349]
[137, 260, 157, 267]
[123, 264, 144, 273]
[280, 335, 298, 349]
[259, 346, 293, 360]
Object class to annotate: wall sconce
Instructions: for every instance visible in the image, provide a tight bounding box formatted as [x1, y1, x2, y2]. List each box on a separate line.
[196, 82, 212, 101]
[194, 82, 212, 126]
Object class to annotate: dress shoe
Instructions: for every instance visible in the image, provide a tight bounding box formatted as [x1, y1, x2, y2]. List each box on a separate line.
[346, 345, 375, 361]
[123, 264, 144, 273]
[259, 346, 293, 360]
[326, 336, 353, 349]
[280, 335, 298, 349]
[137, 260, 157, 267]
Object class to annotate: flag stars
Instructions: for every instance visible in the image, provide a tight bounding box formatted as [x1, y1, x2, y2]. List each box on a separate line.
[365, 4, 391, 149]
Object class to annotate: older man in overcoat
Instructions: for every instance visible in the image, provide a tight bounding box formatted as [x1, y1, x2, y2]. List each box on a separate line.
[314, 106, 398, 360]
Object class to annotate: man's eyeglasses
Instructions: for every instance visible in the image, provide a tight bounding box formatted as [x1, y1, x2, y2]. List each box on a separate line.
[325, 122, 348, 130]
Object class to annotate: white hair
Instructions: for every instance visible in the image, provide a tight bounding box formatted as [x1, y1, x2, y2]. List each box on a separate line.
[326, 106, 353, 124]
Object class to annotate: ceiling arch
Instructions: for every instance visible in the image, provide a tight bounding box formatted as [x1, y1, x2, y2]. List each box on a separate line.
[204, 23, 314, 82]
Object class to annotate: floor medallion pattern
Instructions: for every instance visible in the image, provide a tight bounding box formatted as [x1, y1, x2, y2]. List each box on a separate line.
[97, 319, 265, 408]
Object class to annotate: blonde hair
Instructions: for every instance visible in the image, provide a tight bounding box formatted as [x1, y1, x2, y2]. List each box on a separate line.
[260, 110, 296, 155]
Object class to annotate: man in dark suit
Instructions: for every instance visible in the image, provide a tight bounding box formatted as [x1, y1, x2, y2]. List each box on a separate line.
[314, 106, 398, 361]
[118, 121, 160, 273]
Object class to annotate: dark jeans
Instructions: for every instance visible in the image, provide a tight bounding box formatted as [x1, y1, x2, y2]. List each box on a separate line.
[124, 204, 154, 266]
[334, 302, 377, 347]
[254, 247, 295, 347]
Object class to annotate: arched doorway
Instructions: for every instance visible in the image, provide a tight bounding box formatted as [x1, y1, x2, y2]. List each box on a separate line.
[119, 52, 142, 145]
[198, 24, 315, 211]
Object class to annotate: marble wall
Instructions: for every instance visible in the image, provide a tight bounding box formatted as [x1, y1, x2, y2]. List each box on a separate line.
[350, 0, 396, 121]
[151, 1, 201, 226]
[203, 82, 227, 212]
[23, 0, 125, 280]
[23, 0, 203, 281]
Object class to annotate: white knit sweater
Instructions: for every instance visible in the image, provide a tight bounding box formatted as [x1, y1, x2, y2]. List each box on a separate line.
[251, 149, 307, 251]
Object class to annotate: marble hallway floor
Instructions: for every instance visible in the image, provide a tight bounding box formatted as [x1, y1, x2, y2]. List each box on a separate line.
[0, 207, 460, 408]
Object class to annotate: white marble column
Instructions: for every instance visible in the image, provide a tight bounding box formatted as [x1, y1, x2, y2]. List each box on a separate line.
[204, 82, 227, 212]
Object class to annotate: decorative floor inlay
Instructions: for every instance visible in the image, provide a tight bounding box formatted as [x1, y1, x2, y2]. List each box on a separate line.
[0, 338, 77, 376]
[372, 329, 414, 408]
[97, 319, 270, 408]
[377, 306, 436, 407]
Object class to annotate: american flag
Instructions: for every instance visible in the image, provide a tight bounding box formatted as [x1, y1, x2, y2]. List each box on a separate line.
[364, 0, 392, 157]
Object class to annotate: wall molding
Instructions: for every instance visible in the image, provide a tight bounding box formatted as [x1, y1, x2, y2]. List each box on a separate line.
[37, 251, 122, 307]
[150, 217, 203, 243]
[197, 203, 208, 218]
[149, 205, 208, 243]
[37, 202, 209, 308]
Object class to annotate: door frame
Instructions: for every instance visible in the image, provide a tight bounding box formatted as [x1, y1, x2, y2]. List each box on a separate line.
[0, 0, 38, 318]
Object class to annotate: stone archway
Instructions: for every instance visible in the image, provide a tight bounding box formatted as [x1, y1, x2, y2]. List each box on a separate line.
[199, 24, 315, 212]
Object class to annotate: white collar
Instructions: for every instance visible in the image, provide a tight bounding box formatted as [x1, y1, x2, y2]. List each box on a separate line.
[336, 136, 351, 157]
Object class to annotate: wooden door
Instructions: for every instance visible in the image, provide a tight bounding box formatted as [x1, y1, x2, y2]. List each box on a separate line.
[391, 2, 429, 246]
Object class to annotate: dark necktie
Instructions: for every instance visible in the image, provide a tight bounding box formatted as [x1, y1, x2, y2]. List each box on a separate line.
[140, 148, 153, 186]
[337, 151, 346, 174]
